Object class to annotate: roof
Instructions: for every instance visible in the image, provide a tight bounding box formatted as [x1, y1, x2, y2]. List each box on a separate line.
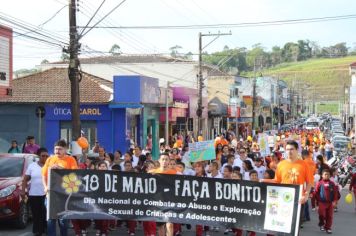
[50, 55, 193, 65]
[0, 68, 112, 104]
[45, 55, 227, 77]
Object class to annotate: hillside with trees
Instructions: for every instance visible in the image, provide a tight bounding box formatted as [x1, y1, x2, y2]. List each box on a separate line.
[202, 40, 356, 102]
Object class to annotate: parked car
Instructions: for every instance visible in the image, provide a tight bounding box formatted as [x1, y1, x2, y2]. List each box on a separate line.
[0, 154, 37, 228]
[333, 140, 350, 153]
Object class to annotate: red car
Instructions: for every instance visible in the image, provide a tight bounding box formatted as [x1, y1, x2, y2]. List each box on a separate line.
[0, 153, 37, 228]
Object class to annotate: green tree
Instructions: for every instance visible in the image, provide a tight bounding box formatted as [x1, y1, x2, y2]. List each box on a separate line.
[61, 53, 69, 62]
[246, 44, 269, 70]
[270, 46, 282, 66]
[332, 42, 348, 57]
[282, 42, 299, 62]
[310, 41, 322, 58]
[320, 43, 348, 58]
[202, 47, 248, 74]
[169, 45, 183, 58]
[183, 51, 193, 60]
[297, 40, 312, 61]
[109, 44, 121, 56]
[41, 59, 49, 64]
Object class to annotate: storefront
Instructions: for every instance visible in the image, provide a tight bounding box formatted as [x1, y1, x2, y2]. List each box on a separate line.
[110, 75, 162, 158]
[45, 104, 112, 152]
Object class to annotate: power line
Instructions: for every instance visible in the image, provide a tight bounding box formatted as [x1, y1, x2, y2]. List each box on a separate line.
[0, 11, 68, 42]
[79, 0, 127, 38]
[78, 13, 356, 30]
[0, 12, 68, 45]
[78, 4, 152, 53]
[12, 29, 65, 48]
[13, 4, 67, 38]
[79, 0, 106, 36]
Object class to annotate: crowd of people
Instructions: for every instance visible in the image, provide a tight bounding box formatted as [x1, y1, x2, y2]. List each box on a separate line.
[15, 127, 355, 236]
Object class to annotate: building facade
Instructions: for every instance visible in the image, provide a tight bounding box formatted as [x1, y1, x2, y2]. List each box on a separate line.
[0, 25, 12, 98]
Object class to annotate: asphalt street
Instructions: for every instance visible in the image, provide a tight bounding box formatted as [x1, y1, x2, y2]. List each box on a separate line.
[1, 189, 355, 236]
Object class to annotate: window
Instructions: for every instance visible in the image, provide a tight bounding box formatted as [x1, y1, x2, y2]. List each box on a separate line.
[230, 87, 239, 98]
[0, 158, 24, 177]
[60, 121, 97, 149]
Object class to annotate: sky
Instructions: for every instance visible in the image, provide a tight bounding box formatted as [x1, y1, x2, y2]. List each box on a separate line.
[1, 0, 356, 70]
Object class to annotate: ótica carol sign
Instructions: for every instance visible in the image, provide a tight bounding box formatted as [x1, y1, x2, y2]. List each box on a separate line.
[49, 169, 302, 236]
[45, 104, 111, 121]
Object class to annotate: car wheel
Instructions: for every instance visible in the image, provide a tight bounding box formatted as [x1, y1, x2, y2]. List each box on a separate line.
[14, 202, 29, 229]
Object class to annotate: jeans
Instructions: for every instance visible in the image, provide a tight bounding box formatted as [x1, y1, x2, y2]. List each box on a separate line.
[45, 197, 68, 236]
[326, 151, 332, 160]
[47, 219, 69, 236]
[304, 200, 310, 221]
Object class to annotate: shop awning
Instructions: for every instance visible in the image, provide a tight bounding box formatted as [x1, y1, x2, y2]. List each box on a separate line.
[109, 103, 144, 109]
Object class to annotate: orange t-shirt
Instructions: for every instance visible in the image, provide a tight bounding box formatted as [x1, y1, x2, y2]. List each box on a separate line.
[303, 157, 316, 185]
[149, 168, 177, 175]
[215, 139, 228, 147]
[42, 155, 78, 182]
[275, 159, 313, 185]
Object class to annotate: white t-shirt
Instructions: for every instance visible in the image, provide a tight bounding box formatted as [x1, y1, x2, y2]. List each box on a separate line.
[255, 165, 266, 180]
[313, 151, 321, 162]
[325, 143, 333, 152]
[233, 156, 255, 171]
[220, 163, 234, 174]
[132, 155, 139, 167]
[25, 162, 45, 196]
[208, 172, 223, 179]
[243, 171, 251, 180]
[183, 168, 196, 176]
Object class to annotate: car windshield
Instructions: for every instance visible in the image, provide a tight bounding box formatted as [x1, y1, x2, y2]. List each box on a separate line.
[306, 122, 319, 127]
[334, 143, 348, 149]
[0, 158, 24, 177]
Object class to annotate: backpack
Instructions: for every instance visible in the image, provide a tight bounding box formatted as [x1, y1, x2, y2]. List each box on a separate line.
[319, 181, 337, 202]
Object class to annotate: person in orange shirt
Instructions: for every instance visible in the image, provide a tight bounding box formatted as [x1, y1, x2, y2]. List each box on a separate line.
[263, 140, 313, 229]
[215, 134, 229, 147]
[301, 149, 317, 222]
[41, 139, 78, 236]
[149, 153, 177, 236]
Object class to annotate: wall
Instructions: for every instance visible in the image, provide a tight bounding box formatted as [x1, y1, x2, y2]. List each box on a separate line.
[173, 86, 208, 119]
[0, 104, 43, 152]
[207, 76, 234, 105]
[45, 104, 112, 152]
[0, 26, 12, 98]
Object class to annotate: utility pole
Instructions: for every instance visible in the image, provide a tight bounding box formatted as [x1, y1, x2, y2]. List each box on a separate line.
[165, 81, 170, 147]
[197, 32, 203, 136]
[252, 59, 257, 134]
[197, 32, 231, 137]
[277, 77, 281, 129]
[68, 0, 81, 141]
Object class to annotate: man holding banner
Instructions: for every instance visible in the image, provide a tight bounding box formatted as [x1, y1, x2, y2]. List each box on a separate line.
[267, 140, 313, 230]
[149, 153, 177, 236]
[42, 139, 78, 236]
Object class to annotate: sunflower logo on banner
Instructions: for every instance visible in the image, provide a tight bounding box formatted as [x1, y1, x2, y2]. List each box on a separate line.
[61, 173, 82, 211]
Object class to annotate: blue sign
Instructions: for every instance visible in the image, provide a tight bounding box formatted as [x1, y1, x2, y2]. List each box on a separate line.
[45, 104, 111, 121]
[113, 75, 161, 105]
